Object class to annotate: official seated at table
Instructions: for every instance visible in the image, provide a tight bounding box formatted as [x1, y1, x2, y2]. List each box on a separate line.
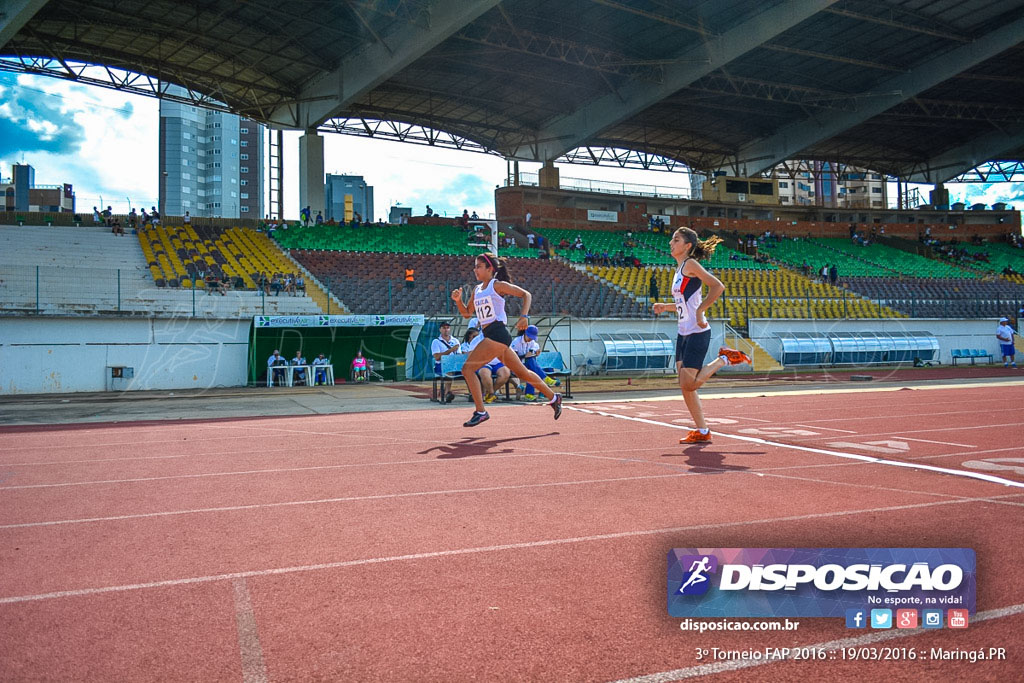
[312, 353, 332, 386]
[291, 349, 308, 386]
[267, 349, 288, 386]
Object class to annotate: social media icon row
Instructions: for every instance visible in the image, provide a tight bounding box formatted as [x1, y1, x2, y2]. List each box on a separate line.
[845, 608, 968, 629]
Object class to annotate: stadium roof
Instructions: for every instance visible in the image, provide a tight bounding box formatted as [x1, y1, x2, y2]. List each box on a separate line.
[2, 0, 1024, 182]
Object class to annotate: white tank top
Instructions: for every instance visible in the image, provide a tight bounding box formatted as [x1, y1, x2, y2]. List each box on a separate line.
[671, 259, 705, 336]
[473, 279, 507, 326]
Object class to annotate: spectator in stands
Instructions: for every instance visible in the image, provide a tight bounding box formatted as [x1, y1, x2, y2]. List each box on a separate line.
[312, 353, 331, 386]
[829, 264, 838, 287]
[404, 265, 415, 289]
[233, 274, 244, 289]
[352, 351, 369, 382]
[271, 274, 282, 296]
[527, 232, 535, 248]
[652, 228, 750, 444]
[140, 208, 149, 226]
[300, 206, 311, 226]
[127, 209, 138, 232]
[257, 272, 269, 295]
[558, 237, 570, 249]
[801, 260, 810, 277]
[150, 207, 160, 225]
[111, 220, 125, 236]
[461, 209, 469, 228]
[218, 274, 231, 295]
[102, 206, 113, 226]
[267, 350, 288, 386]
[92, 206, 101, 224]
[295, 274, 306, 295]
[996, 317, 1018, 368]
[573, 235, 584, 250]
[315, 211, 323, 225]
[431, 322, 460, 403]
[183, 211, 191, 226]
[283, 273, 294, 295]
[450, 253, 562, 426]
[291, 350, 308, 385]
[525, 211, 532, 228]
[820, 265, 828, 282]
[205, 273, 219, 295]
[649, 274, 659, 301]
[471, 211, 479, 219]
[425, 205, 434, 217]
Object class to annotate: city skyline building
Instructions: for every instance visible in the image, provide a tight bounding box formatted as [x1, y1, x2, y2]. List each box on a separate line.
[774, 161, 887, 209]
[158, 85, 263, 219]
[325, 174, 374, 223]
[1, 163, 75, 213]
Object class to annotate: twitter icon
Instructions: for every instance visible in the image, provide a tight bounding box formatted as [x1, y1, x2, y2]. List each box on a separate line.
[870, 609, 892, 629]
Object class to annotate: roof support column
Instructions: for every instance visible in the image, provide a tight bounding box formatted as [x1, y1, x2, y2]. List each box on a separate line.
[298, 130, 325, 221]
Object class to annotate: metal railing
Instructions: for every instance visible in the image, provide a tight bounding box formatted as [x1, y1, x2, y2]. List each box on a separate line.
[2, 264, 1018, 322]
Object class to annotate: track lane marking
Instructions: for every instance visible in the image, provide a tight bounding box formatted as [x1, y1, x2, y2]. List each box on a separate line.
[568, 407, 1024, 489]
[0, 497, 1008, 605]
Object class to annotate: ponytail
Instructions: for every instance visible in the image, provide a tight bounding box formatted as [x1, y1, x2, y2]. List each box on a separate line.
[675, 228, 722, 261]
[478, 252, 512, 282]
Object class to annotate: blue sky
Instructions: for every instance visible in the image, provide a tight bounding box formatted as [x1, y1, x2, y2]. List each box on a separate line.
[1, 71, 1021, 220]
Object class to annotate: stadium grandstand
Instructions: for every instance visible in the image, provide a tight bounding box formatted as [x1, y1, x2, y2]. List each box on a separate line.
[1, 0, 1023, 390]
[5, 3, 1024, 681]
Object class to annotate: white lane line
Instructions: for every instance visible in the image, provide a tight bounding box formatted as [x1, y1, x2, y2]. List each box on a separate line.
[0, 451, 556, 490]
[232, 578, 269, 683]
[892, 436, 978, 448]
[607, 602, 1024, 683]
[0, 497, 998, 605]
[797, 421, 1024, 442]
[568, 407, 1024, 489]
[0, 471, 697, 529]
[570, 380, 1024, 405]
[794, 424, 856, 433]
[7, 446, 1024, 530]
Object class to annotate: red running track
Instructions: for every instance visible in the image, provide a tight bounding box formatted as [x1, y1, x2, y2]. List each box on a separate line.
[0, 384, 1022, 681]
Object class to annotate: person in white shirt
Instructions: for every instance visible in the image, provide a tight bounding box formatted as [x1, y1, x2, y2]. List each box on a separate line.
[267, 349, 287, 386]
[510, 325, 558, 400]
[996, 317, 1017, 367]
[431, 322, 460, 403]
[291, 350, 308, 385]
[312, 353, 331, 386]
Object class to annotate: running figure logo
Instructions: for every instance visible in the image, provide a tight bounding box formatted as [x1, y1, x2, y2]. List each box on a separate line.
[677, 554, 718, 595]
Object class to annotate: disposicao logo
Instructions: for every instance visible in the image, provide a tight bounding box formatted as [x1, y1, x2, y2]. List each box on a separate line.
[675, 555, 718, 595]
[667, 548, 975, 619]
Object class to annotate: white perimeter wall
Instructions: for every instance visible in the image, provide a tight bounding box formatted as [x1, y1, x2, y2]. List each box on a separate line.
[748, 318, 1002, 365]
[1, 316, 1007, 395]
[1, 317, 250, 394]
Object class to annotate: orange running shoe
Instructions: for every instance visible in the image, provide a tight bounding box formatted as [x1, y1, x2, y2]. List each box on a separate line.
[680, 429, 712, 444]
[718, 346, 752, 366]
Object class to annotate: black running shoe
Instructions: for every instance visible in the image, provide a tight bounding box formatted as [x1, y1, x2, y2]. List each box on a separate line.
[549, 393, 562, 420]
[463, 411, 490, 427]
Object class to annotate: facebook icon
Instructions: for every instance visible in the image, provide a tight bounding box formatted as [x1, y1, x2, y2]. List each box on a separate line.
[845, 608, 867, 628]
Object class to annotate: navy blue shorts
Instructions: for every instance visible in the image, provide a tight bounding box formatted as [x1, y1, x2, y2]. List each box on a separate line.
[675, 330, 711, 370]
[1001, 343, 1016, 357]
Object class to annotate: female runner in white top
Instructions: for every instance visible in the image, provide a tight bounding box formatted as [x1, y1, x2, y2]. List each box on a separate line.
[652, 228, 750, 444]
[451, 252, 562, 426]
